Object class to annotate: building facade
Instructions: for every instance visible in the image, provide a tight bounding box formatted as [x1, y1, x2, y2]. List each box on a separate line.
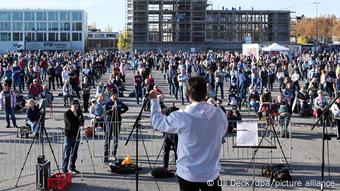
[0, 9, 87, 53]
[127, 0, 291, 51]
[87, 31, 118, 50]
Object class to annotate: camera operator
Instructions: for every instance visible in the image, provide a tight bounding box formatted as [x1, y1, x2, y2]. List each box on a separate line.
[104, 94, 129, 163]
[158, 95, 178, 170]
[62, 100, 84, 174]
[149, 76, 228, 191]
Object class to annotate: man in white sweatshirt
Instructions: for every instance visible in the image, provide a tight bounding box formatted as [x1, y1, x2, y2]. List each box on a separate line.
[149, 76, 228, 191]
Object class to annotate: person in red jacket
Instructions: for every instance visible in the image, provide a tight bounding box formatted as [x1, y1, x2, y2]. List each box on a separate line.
[40, 57, 48, 81]
[28, 79, 43, 100]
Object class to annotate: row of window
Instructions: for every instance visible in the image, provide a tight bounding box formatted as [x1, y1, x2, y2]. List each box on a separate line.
[0, 32, 82, 41]
[0, 22, 82, 31]
[0, 11, 83, 21]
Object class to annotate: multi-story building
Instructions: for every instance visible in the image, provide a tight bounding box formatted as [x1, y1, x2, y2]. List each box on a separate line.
[127, 0, 291, 51]
[87, 30, 118, 50]
[0, 9, 87, 53]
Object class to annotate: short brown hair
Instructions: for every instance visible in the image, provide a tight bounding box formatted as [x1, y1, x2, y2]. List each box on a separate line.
[187, 76, 207, 102]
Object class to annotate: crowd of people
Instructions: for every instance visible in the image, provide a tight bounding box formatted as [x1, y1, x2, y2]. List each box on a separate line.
[1, 48, 340, 186]
[128, 50, 340, 137]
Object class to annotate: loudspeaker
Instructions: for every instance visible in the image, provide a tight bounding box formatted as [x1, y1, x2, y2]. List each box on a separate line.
[151, 167, 174, 178]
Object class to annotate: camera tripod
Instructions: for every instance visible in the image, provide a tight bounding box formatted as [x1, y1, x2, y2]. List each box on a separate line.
[246, 112, 291, 172]
[15, 108, 60, 188]
[76, 122, 96, 178]
[125, 96, 160, 191]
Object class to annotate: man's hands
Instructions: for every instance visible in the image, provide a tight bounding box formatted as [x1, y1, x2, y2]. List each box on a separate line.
[148, 90, 158, 99]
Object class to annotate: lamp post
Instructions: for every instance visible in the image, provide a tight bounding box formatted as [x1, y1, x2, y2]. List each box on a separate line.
[313, 0, 320, 44]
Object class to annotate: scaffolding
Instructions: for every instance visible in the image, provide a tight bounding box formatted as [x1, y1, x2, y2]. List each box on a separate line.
[127, 0, 291, 51]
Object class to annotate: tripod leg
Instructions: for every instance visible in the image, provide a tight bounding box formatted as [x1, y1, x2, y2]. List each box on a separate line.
[153, 139, 165, 168]
[272, 124, 292, 173]
[42, 126, 61, 173]
[15, 134, 38, 187]
[84, 133, 96, 174]
[246, 123, 270, 172]
[138, 126, 161, 191]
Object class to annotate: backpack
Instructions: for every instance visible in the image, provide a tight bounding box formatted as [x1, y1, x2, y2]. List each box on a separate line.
[262, 164, 292, 183]
[151, 167, 174, 178]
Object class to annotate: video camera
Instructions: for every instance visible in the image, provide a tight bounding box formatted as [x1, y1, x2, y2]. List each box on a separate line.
[165, 103, 179, 116]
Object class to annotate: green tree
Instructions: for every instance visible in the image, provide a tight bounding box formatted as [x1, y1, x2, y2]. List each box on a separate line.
[117, 33, 126, 51]
[117, 30, 131, 51]
[297, 36, 309, 45]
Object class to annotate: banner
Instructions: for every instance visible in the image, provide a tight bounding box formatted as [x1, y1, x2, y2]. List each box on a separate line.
[242, 43, 259, 60]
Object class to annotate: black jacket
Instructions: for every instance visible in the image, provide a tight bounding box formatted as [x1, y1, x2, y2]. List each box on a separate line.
[105, 100, 129, 121]
[64, 109, 84, 139]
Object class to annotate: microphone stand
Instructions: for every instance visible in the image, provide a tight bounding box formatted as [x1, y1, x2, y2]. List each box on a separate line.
[125, 95, 160, 191]
[311, 94, 339, 191]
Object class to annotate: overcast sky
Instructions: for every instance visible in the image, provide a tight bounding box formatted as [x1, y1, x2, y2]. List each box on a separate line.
[1, 0, 338, 31]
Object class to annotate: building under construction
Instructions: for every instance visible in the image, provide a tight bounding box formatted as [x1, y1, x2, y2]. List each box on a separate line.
[127, 0, 291, 51]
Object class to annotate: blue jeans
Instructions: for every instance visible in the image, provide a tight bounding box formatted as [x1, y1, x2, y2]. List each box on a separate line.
[62, 136, 79, 172]
[250, 101, 259, 114]
[168, 80, 175, 95]
[41, 68, 47, 81]
[179, 85, 188, 104]
[252, 76, 260, 89]
[135, 86, 143, 104]
[5, 108, 17, 127]
[27, 120, 40, 135]
[104, 122, 121, 162]
[13, 77, 22, 92]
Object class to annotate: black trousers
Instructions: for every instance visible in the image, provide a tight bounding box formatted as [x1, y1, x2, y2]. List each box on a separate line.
[163, 133, 178, 168]
[56, 75, 63, 88]
[104, 122, 121, 161]
[178, 176, 222, 191]
[48, 77, 55, 90]
[83, 93, 90, 112]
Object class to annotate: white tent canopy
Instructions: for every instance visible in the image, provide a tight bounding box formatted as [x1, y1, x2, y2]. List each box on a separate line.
[262, 43, 289, 52]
